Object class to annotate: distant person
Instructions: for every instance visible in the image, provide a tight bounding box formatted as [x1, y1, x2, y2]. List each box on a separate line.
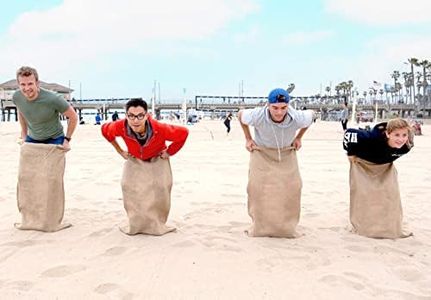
[224, 112, 233, 134]
[95, 113, 101, 125]
[112, 111, 119, 121]
[187, 114, 193, 124]
[238, 88, 314, 238]
[101, 98, 189, 235]
[340, 102, 349, 131]
[79, 117, 85, 125]
[12, 66, 78, 232]
[343, 118, 414, 238]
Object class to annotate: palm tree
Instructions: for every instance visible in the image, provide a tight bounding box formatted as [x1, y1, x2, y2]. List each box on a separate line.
[347, 80, 354, 100]
[379, 89, 384, 101]
[416, 71, 423, 95]
[391, 71, 400, 104]
[426, 61, 431, 108]
[418, 60, 430, 109]
[402, 71, 412, 103]
[407, 57, 419, 112]
[325, 86, 331, 95]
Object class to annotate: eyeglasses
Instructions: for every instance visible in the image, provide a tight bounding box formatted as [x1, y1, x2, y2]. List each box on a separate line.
[127, 113, 146, 120]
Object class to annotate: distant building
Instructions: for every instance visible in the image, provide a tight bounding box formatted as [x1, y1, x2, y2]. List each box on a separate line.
[0, 79, 74, 100]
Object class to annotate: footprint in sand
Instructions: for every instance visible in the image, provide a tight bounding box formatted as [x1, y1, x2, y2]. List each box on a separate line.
[103, 246, 128, 256]
[95, 283, 120, 294]
[6, 280, 34, 291]
[1, 239, 54, 248]
[87, 228, 112, 238]
[344, 245, 370, 252]
[229, 221, 249, 227]
[198, 235, 243, 252]
[171, 240, 196, 248]
[393, 267, 425, 282]
[319, 274, 365, 291]
[319, 226, 344, 232]
[94, 283, 135, 299]
[41, 265, 86, 278]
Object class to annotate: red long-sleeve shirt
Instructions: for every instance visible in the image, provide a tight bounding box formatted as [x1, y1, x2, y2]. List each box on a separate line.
[101, 117, 188, 160]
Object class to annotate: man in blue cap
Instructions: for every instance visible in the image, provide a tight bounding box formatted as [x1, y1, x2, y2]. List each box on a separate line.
[238, 88, 314, 153]
[238, 88, 314, 238]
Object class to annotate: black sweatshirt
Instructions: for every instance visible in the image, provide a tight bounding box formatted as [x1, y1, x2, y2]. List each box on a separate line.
[343, 122, 411, 164]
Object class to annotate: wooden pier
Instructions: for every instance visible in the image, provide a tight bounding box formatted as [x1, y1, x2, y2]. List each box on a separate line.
[1, 98, 430, 122]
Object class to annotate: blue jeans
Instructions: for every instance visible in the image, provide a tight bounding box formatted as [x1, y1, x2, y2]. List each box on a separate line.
[25, 135, 64, 145]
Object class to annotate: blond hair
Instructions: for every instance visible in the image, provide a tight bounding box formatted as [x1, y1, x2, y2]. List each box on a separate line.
[386, 118, 411, 133]
[16, 66, 39, 82]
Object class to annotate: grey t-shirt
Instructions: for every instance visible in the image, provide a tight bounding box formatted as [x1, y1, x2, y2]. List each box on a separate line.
[13, 88, 70, 140]
[241, 106, 313, 148]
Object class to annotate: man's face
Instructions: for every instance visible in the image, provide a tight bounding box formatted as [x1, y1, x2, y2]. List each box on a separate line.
[268, 102, 289, 123]
[18, 74, 39, 101]
[126, 106, 148, 134]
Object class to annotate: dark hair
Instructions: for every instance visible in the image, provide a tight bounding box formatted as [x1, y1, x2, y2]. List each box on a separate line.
[126, 98, 147, 112]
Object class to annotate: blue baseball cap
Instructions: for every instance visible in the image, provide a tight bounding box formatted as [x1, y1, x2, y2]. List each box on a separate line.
[268, 88, 290, 104]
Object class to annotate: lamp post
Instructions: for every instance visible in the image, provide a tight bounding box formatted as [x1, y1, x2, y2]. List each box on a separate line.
[0, 87, 6, 122]
[152, 80, 156, 115]
[182, 88, 187, 124]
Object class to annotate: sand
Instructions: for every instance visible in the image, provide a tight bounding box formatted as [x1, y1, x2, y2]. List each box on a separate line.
[0, 119, 430, 299]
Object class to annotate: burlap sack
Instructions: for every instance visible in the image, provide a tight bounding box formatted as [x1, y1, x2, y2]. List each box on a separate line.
[349, 156, 412, 238]
[120, 157, 175, 235]
[246, 147, 302, 238]
[15, 143, 71, 232]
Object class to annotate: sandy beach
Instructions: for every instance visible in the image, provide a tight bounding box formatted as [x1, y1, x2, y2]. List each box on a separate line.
[0, 119, 430, 299]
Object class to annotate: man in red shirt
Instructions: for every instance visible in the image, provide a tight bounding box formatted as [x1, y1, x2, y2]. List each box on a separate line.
[101, 98, 188, 160]
[101, 98, 188, 235]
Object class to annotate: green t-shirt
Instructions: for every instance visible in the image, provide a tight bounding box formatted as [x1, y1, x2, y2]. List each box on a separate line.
[12, 88, 70, 140]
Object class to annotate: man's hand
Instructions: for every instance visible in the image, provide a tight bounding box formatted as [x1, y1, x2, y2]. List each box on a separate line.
[159, 149, 170, 159]
[118, 150, 129, 160]
[62, 139, 71, 151]
[245, 139, 259, 152]
[292, 137, 302, 150]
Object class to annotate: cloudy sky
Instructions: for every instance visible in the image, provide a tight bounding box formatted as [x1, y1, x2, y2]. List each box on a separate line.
[0, 0, 430, 100]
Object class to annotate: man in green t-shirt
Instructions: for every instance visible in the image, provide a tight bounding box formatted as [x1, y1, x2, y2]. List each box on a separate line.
[12, 66, 78, 150]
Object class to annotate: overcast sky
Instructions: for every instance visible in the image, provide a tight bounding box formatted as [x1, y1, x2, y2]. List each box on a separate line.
[1, 0, 430, 100]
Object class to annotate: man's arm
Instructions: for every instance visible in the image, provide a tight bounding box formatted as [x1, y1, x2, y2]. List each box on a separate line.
[110, 140, 129, 160]
[292, 111, 315, 150]
[292, 127, 309, 150]
[62, 105, 78, 150]
[101, 120, 128, 159]
[238, 110, 258, 152]
[18, 111, 28, 140]
[162, 123, 189, 157]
